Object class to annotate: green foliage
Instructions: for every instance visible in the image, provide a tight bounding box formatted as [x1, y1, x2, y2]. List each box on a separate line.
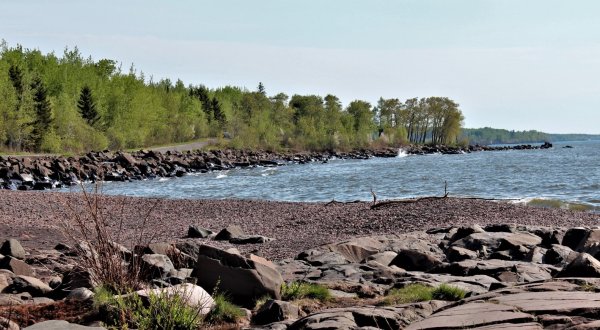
[281, 281, 331, 302]
[0, 41, 466, 153]
[205, 293, 245, 324]
[431, 284, 466, 301]
[382, 283, 466, 306]
[461, 127, 549, 145]
[94, 286, 205, 330]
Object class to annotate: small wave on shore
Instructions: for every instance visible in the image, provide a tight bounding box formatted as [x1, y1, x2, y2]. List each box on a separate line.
[397, 148, 409, 158]
[514, 197, 598, 213]
[216, 172, 228, 179]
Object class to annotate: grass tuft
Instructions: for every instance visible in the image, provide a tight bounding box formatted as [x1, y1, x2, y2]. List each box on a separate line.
[382, 283, 466, 306]
[205, 294, 246, 324]
[281, 281, 331, 302]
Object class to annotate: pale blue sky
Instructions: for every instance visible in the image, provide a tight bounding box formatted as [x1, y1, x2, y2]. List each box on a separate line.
[1, 0, 599, 133]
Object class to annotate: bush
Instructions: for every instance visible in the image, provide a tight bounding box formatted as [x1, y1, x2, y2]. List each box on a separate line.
[205, 293, 245, 324]
[281, 281, 331, 302]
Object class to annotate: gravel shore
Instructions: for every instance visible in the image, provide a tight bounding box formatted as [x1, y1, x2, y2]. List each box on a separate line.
[1, 190, 598, 261]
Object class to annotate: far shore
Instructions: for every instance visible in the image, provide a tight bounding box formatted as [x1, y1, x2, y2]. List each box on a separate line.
[1, 191, 596, 261]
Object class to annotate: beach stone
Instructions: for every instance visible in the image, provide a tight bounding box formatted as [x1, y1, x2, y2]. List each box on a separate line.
[529, 227, 564, 248]
[390, 250, 442, 271]
[5, 275, 52, 297]
[140, 253, 175, 279]
[253, 299, 300, 325]
[406, 302, 535, 329]
[23, 320, 107, 329]
[0, 256, 34, 276]
[484, 224, 517, 233]
[60, 267, 96, 290]
[187, 225, 213, 238]
[193, 245, 283, 307]
[0, 239, 26, 259]
[215, 225, 245, 240]
[556, 253, 600, 278]
[433, 259, 553, 283]
[0, 273, 11, 292]
[452, 232, 542, 252]
[395, 273, 499, 294]
[135, 283, 214, 315]
[299, 250, 349, 266]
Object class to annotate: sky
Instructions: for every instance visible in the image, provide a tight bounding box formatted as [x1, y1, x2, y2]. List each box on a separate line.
[1, 0, 599, 134]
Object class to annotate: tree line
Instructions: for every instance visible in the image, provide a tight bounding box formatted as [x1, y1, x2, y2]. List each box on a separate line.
[0, 42, 465, 153]
[461, 128, 550, 145]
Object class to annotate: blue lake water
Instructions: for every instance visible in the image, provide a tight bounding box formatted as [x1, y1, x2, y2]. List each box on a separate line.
[65, 141, 600, 212]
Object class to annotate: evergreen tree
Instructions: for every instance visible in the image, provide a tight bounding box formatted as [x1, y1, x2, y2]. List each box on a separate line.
[30, 76, 52, 150]
[77, 85, 100, 126]
[8, 65, 24, 103]
[211, 97, 226, 125]
[257, 82, 266, 95]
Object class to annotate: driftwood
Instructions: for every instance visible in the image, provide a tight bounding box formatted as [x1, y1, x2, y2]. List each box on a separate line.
[370, 194, 449, 209]
[325, 199, 362, 206]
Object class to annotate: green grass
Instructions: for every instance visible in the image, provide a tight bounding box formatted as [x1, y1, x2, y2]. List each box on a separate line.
[382, 283, 466, 306]
[93, 286, 205, 330]
[281, 281, 331, 302]
[205, 293, 246, 324]
[431, 283, 467, 301]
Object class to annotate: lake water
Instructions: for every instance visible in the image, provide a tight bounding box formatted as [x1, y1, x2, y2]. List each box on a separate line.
[67, 141, 600, 212]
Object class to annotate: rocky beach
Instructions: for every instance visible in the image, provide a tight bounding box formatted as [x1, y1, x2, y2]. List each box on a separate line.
[2, 191, 600, 329]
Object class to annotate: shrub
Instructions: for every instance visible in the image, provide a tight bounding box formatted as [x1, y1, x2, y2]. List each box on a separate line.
[205, 294, 245, 324]
[281, 281, 331, 302]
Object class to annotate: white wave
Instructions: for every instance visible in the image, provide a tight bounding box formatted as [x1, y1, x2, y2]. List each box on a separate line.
[158, 178, 169, 182]
[216, 173, 228, 179]
[397, 148, 409, 158]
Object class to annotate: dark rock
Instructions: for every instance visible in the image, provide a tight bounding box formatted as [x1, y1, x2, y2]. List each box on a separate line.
[140, 254, 175, 280]
[390, 250, 442, 272]
[253, 299, 300, 325]
[229, 235, 273, 244]
[4, 275, 52, 297]
[193, 245, 282, 307]
[446, 246, 478, 262]
[562, 227, 589, 251]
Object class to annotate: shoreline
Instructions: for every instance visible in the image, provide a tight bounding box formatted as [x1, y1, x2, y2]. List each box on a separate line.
[0, 143, 552, 191]
[1, 190, 595, 261]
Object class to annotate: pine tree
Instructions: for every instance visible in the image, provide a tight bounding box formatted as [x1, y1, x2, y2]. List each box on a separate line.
[211, 97, 226, 125]
[77, 85, 100, 126]
[30, 76, 52, 150]
[257, 82, 266, 95]
[8, 65, 24, 103]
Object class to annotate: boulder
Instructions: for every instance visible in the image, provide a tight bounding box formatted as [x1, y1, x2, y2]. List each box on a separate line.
[140, 254, 175, 279]
[253, 299, 300, 325]
[193, 245, 283, 307]
[0, 317, 19, 330]
[0, 239, 26, 260]
[4, 275, 52, 296]
[544, 244, 578, 266]
[187, 225, 213, 238]
[66, 287, 95, 301]
[446, 246, 478, 262]
[556, 253, 600, 278]
[214, 225, 245, 240]
[135, 283, 214, 315]
[329, 237, 385, 263]
[562, 227, 589, 250]
[0, 256, 34, 276]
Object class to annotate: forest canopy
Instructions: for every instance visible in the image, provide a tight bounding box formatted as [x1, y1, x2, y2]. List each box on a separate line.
[0, 42, 465, 153]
